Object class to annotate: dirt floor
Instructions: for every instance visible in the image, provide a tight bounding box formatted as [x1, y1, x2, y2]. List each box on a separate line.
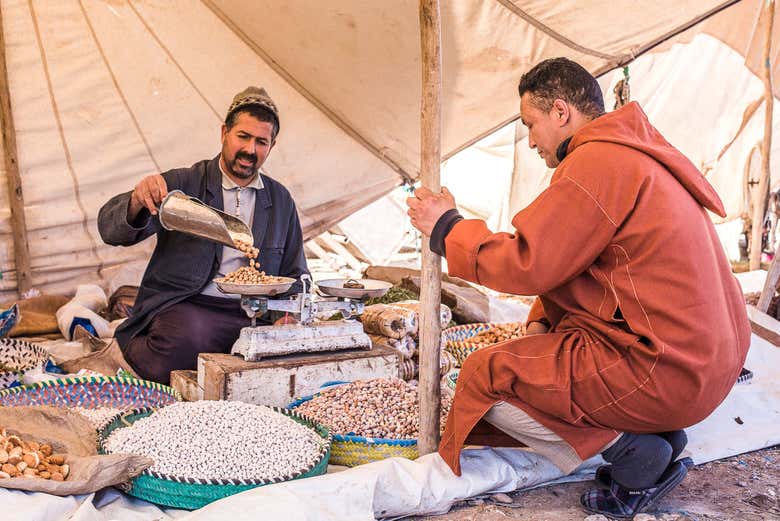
[406, 445, 780, 521]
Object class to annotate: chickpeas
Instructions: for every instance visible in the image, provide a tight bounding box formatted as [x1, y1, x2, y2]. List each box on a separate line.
[223, 239, 285, 285]
[0, 427, 69, 480]
[470, 322, 525, 346]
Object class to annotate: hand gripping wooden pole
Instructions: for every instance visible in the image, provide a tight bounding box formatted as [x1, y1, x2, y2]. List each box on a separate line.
[418, 0, 443, 456]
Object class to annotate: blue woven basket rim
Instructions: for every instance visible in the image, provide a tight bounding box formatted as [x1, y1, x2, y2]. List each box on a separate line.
[0, 375, 183, 401]
[288, 393, 418, 447]
[99, 406, 332, 486]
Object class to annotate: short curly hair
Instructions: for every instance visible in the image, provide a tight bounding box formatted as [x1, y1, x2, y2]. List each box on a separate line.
[518, 58, 605, 119]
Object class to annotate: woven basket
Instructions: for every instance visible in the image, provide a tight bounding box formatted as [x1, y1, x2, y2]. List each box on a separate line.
[445, 369, 459, 391]
[0, 375, 182, 409]
[0, 338, 50, 390]
[442, 322, 524, 367]
[99, 407, 331, 510]
[288, 391, 418, 467]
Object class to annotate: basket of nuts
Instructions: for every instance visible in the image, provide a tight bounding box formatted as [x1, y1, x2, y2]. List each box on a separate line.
[99, 402, 331, 510]
[288, 379, 451, 467]
[0, 338, 49, 390]
[0, 427, 70, 481]
[442, 322, 526, 367]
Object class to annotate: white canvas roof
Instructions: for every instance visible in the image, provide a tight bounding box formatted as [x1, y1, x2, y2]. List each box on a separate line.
[0, 0, 775, 298]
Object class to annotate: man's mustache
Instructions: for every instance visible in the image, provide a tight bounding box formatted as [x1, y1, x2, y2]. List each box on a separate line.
[235, 152, 257, 163]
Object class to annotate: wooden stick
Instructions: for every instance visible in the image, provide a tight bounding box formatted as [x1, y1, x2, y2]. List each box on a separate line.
[0, 7, 32, 295]
[750, 0, 775, 271]
[418, 0, 443, 456]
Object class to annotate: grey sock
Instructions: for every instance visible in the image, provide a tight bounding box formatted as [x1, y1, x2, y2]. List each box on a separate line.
[601, 433, 673, 489]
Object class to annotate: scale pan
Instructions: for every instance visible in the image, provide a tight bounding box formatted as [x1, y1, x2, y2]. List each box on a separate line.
[213, 277, 296, 296]
[316, 279, 392, 299]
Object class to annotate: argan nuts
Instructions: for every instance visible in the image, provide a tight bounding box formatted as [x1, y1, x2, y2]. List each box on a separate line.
[0, 450, 7, 464]
[60, 464, 69, 478]
[38, 471, 51, 479]
[16, 461, 27, 472]
[48, 455, 65, 466]
[6, 435, 21, 447]
[22, 468, 38, 478]
[50, 472, 64, 481]
[0, 471, 10, 479]
[27, 441, 40, 451]
[7, 455, 21, 465]
[40, 444, 53, 457]
[9, 446, 21, 458]
[1, 463, 15, 475]
[22, 452, 39, 468]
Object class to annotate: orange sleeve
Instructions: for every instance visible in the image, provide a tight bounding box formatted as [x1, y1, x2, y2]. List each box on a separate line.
[443, 176, 619, 296]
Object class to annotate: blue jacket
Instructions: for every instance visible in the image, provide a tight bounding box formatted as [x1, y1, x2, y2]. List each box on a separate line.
[98, 156, 309, 348]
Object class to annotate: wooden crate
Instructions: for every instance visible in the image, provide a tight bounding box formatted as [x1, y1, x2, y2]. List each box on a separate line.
[170, 370, 203, 401]
[197, 345, 400, 407]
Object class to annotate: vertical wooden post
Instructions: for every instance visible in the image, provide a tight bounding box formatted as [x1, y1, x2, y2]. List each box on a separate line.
[0, 6, 32, 295]
[418, 0, 443, 456]
[750, 0, 775, 271]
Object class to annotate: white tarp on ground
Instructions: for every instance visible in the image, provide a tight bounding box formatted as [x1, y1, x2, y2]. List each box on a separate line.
[3, 331, 778, 521]
[1, 0, 778, 299]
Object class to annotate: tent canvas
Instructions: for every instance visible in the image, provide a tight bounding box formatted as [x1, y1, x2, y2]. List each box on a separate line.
[1, 0, 778, 300]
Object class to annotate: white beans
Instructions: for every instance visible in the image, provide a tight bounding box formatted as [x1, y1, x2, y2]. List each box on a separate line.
[104, 401, 324, 481]
[71, 407, 122, 432]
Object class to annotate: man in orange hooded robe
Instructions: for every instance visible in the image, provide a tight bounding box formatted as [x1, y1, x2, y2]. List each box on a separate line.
[407, 58, 750, 518]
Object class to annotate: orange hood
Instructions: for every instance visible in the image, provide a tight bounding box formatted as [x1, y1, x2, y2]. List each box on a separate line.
[566, 102, 726, 218]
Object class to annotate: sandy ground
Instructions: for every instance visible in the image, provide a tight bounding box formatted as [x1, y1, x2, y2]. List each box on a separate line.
[406, 445, 780, 521]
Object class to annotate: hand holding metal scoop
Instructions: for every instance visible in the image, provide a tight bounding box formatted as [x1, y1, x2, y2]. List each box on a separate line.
[157, 190, 253, 249]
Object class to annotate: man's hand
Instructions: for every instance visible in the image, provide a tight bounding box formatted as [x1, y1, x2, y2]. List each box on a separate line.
[526, 321, 550, 335]
[406, 186, 456, 236]
[128, 174, 168, 220]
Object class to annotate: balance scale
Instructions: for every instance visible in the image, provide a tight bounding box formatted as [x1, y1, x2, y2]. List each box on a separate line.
[215, 274, 391, 361]
[156, 191, 391, 361]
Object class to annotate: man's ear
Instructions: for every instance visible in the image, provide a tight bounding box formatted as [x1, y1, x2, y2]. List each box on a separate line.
[551, 99, 570, 127]
[220, 124, 228, 143]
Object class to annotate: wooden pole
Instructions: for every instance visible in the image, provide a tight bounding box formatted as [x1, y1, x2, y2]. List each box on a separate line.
[0, 7, 32, 295]
[418, 0, 443, 456]
[750, 0, 775, 271]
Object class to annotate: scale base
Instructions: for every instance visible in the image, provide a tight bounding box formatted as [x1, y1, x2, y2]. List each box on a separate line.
[231, 320, 372, 361]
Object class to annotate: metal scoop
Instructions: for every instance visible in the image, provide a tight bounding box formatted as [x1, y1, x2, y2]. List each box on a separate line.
[158, 190, 252, 248]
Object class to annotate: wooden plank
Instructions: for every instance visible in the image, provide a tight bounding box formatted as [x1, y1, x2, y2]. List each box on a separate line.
[198, 345, 400, 406]
[750, 0, 775, 271]
[0, 7, 32, 295]
[170, 370, 203, 401]
[418, 0, 443, 456]
[747, 304, 780, 346]
[757, 243, 780, 312]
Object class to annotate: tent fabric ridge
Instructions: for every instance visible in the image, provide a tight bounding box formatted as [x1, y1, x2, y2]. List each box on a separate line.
[443, 112, 522, 162]
[26, 0, 105, 279]
[127, 0, 223, 123]
[591, 0, 744, 76]
[77, 0, 162, 173]
[200, 0, 416, 185]
[495, 0, 619, 61]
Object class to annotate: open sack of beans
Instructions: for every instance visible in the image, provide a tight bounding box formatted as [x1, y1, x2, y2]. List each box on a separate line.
[0, 406, 152, 495]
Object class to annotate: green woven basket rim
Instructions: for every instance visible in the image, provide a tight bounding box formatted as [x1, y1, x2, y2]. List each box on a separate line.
[99, 405, 332, 486]
[0, 375, 183, 402]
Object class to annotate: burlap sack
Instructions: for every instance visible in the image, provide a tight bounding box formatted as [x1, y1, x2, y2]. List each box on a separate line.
[0, 406, 152, 495]
[2, 295, 70, 338]
[360, 304, 417, 339]
[58, 339, 139, 378]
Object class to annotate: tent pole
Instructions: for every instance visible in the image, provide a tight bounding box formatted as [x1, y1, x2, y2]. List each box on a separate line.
[750, 0, 776, 271]
[0, 7, 32, 296]
[418, 0, 443, 456]
[757, 0, 779, 307]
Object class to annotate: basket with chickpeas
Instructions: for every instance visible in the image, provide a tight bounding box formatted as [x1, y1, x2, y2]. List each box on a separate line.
[442, 322, 526, 367]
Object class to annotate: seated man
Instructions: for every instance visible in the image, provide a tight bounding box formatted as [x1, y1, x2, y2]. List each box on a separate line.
[98, 87, 308, 384]
[407, 58, 750, 518]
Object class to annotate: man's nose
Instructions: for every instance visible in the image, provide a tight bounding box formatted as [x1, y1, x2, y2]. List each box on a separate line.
[528, 136, 537, 149]
[243, 140, 256, 155]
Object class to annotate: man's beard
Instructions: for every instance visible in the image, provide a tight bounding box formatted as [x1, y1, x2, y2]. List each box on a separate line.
[228, 152, 258, 179]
